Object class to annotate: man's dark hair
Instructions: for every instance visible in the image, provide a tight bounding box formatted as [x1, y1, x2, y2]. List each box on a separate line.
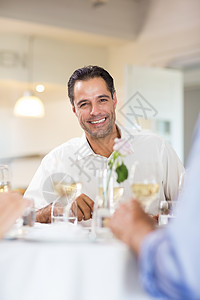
[67, 65, 115, 106]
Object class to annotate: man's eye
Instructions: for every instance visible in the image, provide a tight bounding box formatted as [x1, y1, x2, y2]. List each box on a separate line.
[80, 103, 87, 108]
[100, 98, 108, 102]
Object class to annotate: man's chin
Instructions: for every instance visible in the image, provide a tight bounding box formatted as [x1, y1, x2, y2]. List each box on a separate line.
[86, 127, 112, 139]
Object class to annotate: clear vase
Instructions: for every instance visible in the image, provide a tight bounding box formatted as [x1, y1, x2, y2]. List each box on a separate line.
[92, 167, 113, 237]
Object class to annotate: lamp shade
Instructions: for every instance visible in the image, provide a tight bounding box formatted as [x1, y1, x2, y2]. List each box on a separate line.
[14, 91, 45, 118]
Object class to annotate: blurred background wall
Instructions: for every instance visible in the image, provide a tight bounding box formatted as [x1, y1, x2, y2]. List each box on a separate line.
[0, 0, 199, 190]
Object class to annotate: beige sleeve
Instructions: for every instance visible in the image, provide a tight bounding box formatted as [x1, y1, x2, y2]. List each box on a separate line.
[160, 141, 185, 201]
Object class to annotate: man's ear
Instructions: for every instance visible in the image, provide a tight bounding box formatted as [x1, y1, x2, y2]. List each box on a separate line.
[72, 105, 77, 116]
[113, 92, 117, 108]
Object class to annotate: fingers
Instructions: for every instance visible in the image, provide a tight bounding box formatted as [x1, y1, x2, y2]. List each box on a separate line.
[76, 193, 94, 221]
[71, 201, 84, 221]
[36, 203, 52, 223]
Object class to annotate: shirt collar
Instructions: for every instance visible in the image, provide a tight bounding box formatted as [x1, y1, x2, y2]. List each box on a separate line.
[75, 134, 95, 161]
[75, 123, 136, 161]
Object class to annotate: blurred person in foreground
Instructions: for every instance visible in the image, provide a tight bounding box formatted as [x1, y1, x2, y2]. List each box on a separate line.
[0, 192, 28, 239]
[110, 115, 200, 300]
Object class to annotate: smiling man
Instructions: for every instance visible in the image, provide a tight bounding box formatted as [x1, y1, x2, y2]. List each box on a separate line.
[69, 72, 119, 158]
[24, 66, 184, 224]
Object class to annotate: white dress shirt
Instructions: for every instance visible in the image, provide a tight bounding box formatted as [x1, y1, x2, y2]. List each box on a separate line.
[24, 126, 184, 215]
[139, 115, 200, 299]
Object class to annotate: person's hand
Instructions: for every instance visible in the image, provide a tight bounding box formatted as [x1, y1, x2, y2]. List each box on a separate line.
[36, 203, 52, 223]
[75, 193, 94, 222]
[109, 199, 155, 256]
[0, 192, 29, 239]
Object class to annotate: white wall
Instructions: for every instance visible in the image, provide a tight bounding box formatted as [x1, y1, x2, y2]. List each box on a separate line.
[108, 0, 200, 96]
[0, 34, 108, 84]
[108, 0, 200, 164]
[0, 34, 109, 188]
[184, 86, 200, 163]
[123, 65, 183, 162]
[0, 34, 109, 157]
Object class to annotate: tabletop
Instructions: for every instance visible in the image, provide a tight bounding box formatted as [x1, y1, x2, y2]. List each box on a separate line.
[0, 224, 153, 300]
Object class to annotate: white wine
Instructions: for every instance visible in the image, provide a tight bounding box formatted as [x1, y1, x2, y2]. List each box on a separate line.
[113, 187, 124, 203]
[54, 182, 82, 199]
[131, 183, 159, 207]
[0, 182, 11, 193]
[98, 187, 124, 205]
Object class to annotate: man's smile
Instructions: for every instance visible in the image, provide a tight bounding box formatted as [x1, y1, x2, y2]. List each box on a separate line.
[89, 117, 106, 124]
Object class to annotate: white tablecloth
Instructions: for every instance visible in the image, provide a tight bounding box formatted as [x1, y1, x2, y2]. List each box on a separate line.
[0, 226, 153, 300]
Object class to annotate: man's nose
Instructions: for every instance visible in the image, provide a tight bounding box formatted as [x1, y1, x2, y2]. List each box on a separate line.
[90, 103, 100, 115]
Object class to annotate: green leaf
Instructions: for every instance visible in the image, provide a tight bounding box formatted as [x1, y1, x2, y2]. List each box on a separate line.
[115, 162, 128, 183]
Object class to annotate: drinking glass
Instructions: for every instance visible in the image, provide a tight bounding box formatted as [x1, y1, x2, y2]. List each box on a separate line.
[51, 178, 81, 225]
[23, 198, 36, 227]
[159, 200, 178, 226]
[129, 161, 160, 212]
[93, 167, 124, 240]
[0, 165, 11, 192]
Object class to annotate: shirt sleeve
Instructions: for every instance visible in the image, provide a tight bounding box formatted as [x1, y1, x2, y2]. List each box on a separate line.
[138, 115, 200, 300]
[139, 230, 194, 300]
[161, 140, 185, 201]
[24, 154, 55, 210]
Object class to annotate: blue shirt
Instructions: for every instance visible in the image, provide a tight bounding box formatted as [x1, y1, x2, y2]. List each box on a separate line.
[139, 115, 200, 300]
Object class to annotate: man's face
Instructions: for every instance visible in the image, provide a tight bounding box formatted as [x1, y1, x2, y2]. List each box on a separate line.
[72, 77, 117, 139]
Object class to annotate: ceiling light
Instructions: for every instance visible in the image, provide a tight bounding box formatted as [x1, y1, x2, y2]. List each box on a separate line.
[14, 90, 45, 118]
[36, 84, 45, 93]
[13, 36, 45, 118]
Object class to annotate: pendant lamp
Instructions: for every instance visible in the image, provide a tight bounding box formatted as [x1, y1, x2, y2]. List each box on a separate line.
[14, 37, 45, 118]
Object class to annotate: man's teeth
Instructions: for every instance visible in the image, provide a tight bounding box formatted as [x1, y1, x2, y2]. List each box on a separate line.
[90, 118, 105, 124]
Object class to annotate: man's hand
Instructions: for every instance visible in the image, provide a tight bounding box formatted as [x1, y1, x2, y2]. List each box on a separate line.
[109, 199, 155, 256]
[36, 193, 94, 223]
[75, 193, 94, 222]
[0, 192, 29, 239]
[36, 203, 52, 223]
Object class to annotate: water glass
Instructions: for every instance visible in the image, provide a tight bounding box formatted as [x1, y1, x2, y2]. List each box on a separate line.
[51, 197, 78, 225]
[23, 198, 36, 227]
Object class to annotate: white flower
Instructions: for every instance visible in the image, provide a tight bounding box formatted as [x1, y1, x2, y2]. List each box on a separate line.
[113, 138, 133, 156]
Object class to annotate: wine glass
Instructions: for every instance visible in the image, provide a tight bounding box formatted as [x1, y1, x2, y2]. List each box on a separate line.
[129, 161, 160, 212]
[51, 175, 82, 225]
[0, 165, 11, 192]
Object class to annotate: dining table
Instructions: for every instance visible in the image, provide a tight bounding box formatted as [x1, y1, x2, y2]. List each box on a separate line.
[0, 222, 154, 300]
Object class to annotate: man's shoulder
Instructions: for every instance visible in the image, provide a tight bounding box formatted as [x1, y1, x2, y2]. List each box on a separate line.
[122, 126, 165, 144]
[43, 136, 84, 160]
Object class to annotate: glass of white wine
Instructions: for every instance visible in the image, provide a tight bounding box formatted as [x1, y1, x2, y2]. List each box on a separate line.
[129, 161, 160, 212]
[51, 177, 82, 225]
[0, 165, 11, 192]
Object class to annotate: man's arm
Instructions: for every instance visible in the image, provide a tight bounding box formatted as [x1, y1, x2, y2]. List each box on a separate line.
[110, 200, 196, 299]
